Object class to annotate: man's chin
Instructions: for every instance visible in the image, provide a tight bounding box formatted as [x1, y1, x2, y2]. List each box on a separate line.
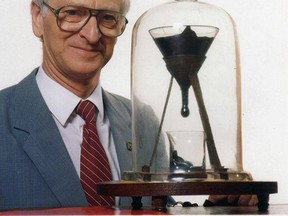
[61, 63, 101, 81]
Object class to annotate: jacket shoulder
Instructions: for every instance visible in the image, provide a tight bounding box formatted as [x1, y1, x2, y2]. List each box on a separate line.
[0, 69, 38, 117]
[0, 85, 17, 117]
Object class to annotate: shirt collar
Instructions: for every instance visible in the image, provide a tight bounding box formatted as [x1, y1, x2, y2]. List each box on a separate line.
[36, 66, 105, 126]
[85, 80, 105, 123]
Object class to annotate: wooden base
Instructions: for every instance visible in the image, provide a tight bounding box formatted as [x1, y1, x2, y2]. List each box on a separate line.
[97, 180, 277, 212]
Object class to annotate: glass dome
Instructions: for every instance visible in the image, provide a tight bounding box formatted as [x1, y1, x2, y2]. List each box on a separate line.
[124, 0, 251, 182]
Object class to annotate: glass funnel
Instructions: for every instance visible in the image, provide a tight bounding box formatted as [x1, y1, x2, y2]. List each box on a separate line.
[124, 0, 251, 182]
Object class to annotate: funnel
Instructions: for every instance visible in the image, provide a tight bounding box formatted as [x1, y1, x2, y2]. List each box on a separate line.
[149, 25, 218, 117]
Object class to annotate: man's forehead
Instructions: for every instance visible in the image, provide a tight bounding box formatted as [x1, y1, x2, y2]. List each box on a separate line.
[52, 0, 121, 11]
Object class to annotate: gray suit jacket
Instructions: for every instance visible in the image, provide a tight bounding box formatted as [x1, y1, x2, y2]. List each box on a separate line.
[0, 69, 138, 210]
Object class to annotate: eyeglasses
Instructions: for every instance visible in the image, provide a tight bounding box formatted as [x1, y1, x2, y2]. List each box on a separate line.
[43, 2, 128, 37]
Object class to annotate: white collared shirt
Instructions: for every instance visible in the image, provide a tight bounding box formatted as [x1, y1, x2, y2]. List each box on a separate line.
[36, 66, 120, 182]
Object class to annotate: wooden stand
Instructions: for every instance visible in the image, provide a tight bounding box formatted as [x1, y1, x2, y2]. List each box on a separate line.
[97, 181, 277, 212]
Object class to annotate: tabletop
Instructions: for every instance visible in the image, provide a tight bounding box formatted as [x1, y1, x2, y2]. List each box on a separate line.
[1, 205, 287, 215]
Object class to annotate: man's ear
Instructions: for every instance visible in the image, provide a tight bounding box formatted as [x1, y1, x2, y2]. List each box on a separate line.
[31, 2, 44, 39]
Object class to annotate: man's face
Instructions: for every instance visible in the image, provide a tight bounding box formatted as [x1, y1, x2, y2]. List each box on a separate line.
[32, 0, 121, 83]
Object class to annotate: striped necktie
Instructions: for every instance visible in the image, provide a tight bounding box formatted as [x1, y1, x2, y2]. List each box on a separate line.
[75, 100, 114, 206]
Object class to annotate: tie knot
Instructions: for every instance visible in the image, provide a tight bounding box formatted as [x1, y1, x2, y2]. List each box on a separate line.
[75, 100, 96, 123]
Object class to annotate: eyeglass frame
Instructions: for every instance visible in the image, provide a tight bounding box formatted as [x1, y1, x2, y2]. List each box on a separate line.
[42, 2, 129, 37]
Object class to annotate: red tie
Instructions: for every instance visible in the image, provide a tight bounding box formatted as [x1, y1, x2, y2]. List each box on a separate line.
[75, 100, 114, 206]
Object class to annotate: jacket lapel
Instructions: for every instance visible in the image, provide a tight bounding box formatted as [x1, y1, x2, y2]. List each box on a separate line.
[102, 92, 154, 206]
[11, 70, 88, 206]
[102, 91, 133, 175]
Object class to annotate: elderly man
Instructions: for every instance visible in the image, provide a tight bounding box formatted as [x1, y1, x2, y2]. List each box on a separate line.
[0, 0, 134, 210]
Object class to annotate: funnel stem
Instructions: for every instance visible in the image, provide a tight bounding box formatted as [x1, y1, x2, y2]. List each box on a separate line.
[189, 74, 222, 169]
[181, 87, 190, 117]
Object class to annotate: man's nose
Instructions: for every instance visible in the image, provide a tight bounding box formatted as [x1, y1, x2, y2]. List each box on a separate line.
[79, 16, 102, 43]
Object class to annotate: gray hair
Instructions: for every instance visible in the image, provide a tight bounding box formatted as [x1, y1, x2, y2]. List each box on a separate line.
[33, 0, 130, 16]
[32, 0, 48, 15]
[120, 0, 130, 15]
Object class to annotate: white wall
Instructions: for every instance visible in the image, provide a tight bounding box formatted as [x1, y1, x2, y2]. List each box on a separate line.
[1, 0, 287, 204]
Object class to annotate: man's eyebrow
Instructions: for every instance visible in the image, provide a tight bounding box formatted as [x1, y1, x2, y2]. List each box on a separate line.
[60, 3, 91, 8]
[59, 3, 120, 12]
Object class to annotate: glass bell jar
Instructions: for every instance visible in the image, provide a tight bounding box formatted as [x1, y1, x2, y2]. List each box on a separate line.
[97, 0, 277, 211]
[124, 0, 247, 182]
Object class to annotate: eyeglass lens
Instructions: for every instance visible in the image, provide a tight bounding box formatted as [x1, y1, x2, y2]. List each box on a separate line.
[57, 6, 127, 37]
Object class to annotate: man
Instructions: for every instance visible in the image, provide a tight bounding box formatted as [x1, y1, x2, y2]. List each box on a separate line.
[0, 0, 257, 211]
[0, 0, 134, 210]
